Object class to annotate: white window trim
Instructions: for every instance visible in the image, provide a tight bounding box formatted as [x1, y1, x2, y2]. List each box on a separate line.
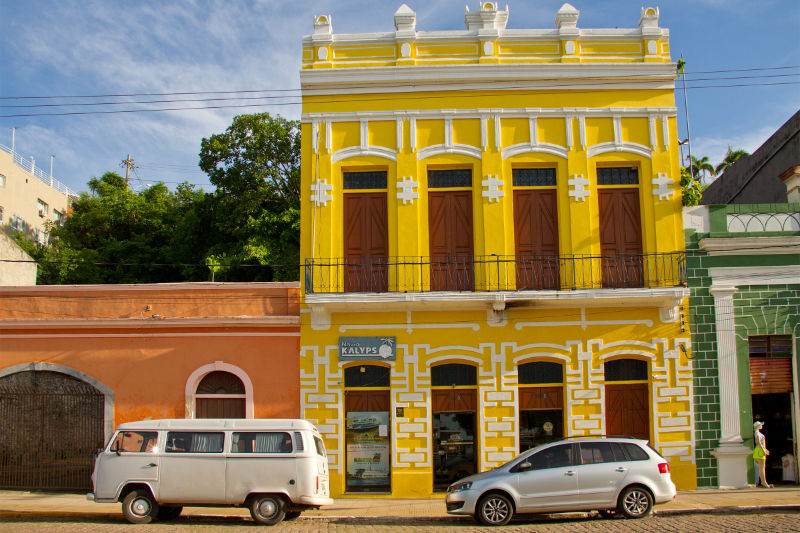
[184, 361, 254, 419]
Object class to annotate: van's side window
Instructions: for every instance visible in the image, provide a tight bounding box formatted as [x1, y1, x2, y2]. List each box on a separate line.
[110, 431, 157, 453]
[231, 432, 294, 453]
[314, 436, 326, 456]
[165, 432, 224, 453]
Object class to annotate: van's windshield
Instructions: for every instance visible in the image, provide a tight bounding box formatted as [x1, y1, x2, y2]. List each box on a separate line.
[313, 436, 326, 457]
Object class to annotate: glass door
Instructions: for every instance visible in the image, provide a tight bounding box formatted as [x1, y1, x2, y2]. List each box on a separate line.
[433, 412, 476, 491]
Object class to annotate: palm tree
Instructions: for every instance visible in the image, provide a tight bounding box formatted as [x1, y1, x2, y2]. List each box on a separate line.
[714, 146, 749, 175]
[689, 155, 715, 184]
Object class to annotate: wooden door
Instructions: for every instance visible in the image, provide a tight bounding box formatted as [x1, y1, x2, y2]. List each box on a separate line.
[197, 398, 246, 418]
[605, 383, 649, 440]
[432, 389, 477, 412]
[514, 189, 559, 289]
[428, 191, 474, 291]
[598, 188, 643, 287]
[344, 193, 388, 292]
[345, 390, 390, 412]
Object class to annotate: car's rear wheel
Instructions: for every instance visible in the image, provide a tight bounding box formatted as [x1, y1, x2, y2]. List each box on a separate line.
[122, 489, 159, 524]
[476, 493, 513, 526]
[617, 486, 653, 518]
[249, 494, 286, 525]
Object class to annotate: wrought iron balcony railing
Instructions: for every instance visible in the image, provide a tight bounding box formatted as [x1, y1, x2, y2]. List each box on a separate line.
[304, 252, 685, 294]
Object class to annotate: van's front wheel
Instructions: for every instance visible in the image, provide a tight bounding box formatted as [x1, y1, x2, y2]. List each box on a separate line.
[122, 490, 159, 524]
[249, 495, 286, 525]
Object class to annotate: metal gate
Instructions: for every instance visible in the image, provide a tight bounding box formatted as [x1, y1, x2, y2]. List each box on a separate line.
[0, 371, 104, 491]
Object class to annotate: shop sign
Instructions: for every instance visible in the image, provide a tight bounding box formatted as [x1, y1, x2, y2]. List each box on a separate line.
[338, 336, 396, 361]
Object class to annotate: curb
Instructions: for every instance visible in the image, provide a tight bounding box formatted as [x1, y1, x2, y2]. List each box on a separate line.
[1, 506, 799, 522]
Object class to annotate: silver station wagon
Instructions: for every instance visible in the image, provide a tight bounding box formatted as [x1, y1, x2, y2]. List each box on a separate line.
[445, 437, 676, 526]
[88, 419, 333, 525]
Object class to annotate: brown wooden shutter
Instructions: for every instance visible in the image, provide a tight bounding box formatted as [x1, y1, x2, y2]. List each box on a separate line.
[598, 188, 643, 287]
[514, 189, 559, 289]
[197, 398, 246, 418]
[749, 358, 793, 394]
[343, 192, 388, 292]
[519, 386, 563, 409]
[428, 191, 474, 291]
[432, 389, 477, 412]
[605, 383, 649, 440]
[346, 390, 390, 412]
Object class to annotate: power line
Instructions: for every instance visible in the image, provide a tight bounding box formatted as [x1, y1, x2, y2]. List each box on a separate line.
[1, 80, 798, 119]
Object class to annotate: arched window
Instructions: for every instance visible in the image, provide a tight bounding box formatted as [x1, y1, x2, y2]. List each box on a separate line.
[344, 365, 390, 388]
[195, 371, 246, 418]
[431, 363, 477, 387]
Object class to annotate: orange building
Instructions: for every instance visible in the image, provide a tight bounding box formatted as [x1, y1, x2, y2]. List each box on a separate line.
[0, 282, 301, 491]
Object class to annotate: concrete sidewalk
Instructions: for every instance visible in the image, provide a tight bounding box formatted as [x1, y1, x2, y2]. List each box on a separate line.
[0, 487, 798, 520]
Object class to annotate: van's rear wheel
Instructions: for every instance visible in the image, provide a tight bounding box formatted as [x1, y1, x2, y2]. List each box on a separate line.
[122, 490, 159, 524]
[249, 495, 286, 525]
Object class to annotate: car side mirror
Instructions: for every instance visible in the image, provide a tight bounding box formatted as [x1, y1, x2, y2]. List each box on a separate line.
[518, 461, 532, 472]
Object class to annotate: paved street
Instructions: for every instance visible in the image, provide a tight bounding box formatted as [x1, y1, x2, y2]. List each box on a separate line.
[1, 511, 798, 532]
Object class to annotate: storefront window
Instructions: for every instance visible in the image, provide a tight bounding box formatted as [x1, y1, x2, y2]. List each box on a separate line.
[345, 364, 391, 492]
[519, 361, 564, 453]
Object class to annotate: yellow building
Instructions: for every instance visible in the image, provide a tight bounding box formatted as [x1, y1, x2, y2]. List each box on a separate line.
[300, 3, 695, 497]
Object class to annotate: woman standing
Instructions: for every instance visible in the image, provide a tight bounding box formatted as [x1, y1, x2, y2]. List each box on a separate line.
[753, 421, 772, 488]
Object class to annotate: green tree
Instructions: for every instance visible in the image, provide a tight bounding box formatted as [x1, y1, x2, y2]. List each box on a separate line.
[680, 166, 703, 206]
[198, 113, 301, 281]
[689, 155, 715, 185]
[714, 146, 748, 175]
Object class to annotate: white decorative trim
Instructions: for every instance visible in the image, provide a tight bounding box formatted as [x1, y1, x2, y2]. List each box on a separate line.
[501, 143, 568, 159]
[652, 173, 673, 200]
[709, 287, 742, 445]
[586, 142, 652, 159]
[701, 237, 800, 258]
[708, 265, 800, 286]
[726, 213, 800, 233]
[444, 117, 453, 147]
[649, 116, 656, 150]
[331, 146, 397, 163]
[564, 41, 576, 55]
[396, 118, 403, 151]
[0, 362, 115, 442]
[360, 120, 368, 150]
[312, 120, 319, 152]
[494, 115, 501, 150]
[565, 116, 573, 149]
[482, 175, 504, 202]
[396, 176, 419, 205]
[568, 174, 590, 202]
[310, 179, 333, 206]
[578, 115, 586, 149]
[410, 117, 417, 151]
[185, 361, 254, 419]
[417, 144, 482, 160]
[325, 121, 332, 152]
[661, 115, 669, 148]
[483, 41, 493, 56]
[400, 42, 411, 57]
[481, 117, 487, 150]
[613, 115, 622, 144]
[529, 116, 537, 145]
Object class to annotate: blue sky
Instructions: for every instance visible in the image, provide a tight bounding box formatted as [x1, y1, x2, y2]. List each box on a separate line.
[1, 0, 798, 194]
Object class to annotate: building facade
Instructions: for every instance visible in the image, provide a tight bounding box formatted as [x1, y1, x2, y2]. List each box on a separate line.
[0, 142, 76, 244]
[684, 204, 800, 488]
[0, 282, 300, 491]
[299, 3, 695, 497]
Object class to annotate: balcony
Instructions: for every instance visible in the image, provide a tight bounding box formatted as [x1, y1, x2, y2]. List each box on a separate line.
[304, 252, 686, 295]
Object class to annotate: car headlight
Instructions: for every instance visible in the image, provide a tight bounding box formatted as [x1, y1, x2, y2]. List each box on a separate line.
[448, 481, 473, 493]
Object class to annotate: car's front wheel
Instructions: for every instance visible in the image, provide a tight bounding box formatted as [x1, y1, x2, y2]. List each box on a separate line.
[617, 486, 653, 518]
[476, 493, 514, 526]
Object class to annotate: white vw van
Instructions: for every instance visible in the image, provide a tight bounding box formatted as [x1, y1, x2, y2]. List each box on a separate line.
[87, 418, 333, 525]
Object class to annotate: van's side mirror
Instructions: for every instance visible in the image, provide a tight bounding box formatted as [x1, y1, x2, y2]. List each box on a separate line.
[116, 449, 122, 456]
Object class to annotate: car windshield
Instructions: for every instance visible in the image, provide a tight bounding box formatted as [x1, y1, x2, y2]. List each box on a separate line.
[494, 444, 544, 469]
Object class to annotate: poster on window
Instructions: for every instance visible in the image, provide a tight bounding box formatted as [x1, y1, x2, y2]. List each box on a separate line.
[346, 411, 390, 489]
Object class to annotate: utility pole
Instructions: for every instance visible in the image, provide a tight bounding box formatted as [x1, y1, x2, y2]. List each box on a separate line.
[121, 154, 136, 187]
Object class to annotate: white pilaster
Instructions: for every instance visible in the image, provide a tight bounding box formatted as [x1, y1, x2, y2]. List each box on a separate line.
[709, 285, 750, 488]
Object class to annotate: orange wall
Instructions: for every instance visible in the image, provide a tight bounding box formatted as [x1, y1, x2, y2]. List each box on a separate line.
[0, 282, 301, 425]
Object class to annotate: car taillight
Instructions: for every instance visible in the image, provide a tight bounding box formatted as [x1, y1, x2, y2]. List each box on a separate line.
[316, 476, 320, 492]
[658, 462, 670, 474]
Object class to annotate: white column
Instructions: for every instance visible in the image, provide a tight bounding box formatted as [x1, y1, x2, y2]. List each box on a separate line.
[709, 285, 751, 488]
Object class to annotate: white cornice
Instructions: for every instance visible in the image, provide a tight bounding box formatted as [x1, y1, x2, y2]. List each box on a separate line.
[300, 63, 676, 93]
[304, 287, 688, 312]
[586, 141, 652, 159]
[501, 142, 568, 159]
[708, 265, 800, 287]
[302, 107, 678, 123]
[331, 146, 397, 162]
[699, 236, 800, 256]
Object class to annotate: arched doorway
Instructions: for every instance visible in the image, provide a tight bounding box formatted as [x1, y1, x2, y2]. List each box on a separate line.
[604, 358, 650, 440]
[344, 364, 391, 493]
[518, 361, 564, 452]
[0, 369, 105, 491]
[431, 363, 477, 491]
[195, 371, 246, 418]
